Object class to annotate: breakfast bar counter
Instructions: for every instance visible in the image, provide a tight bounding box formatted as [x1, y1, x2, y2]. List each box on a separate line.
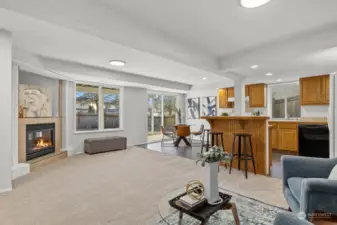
[201, 116, 270, 175]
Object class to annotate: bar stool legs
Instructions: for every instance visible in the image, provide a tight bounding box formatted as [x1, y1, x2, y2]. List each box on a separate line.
[249, 136, 257, 175]
[201, 129, 211, 154]
[229, 134, 256, 179]
[201, 130, 225, 155]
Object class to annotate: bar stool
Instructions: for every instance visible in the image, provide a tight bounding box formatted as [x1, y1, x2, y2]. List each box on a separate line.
[201, 129, 211, 154]
[229, 133, 256, 179]
[201, 130, 225, 154]
[210, 131, 225, 151]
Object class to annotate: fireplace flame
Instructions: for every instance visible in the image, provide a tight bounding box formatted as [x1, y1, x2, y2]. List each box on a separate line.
[33, 138, 52, 150]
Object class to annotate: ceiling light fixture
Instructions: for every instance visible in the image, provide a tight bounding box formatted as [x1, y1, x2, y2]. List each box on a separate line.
[276, 79, 282, 82]
[240, 0, 272, 8]
[266, 73, 273, 76]
[109, 60, 126, 67]
[250, 65, 259, 69]
[202, 77, 207, 80]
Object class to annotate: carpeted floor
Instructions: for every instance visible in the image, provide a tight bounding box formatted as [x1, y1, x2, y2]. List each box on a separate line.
[0, 147, 287, 225]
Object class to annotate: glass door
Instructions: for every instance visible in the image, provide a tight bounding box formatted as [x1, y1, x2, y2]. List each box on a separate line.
[147, 93, 177, 143]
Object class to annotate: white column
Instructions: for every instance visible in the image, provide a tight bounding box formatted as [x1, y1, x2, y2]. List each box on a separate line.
[234, 78, 244, 115]
[12, 63, 19, 167]
[0, 29, 13, 192]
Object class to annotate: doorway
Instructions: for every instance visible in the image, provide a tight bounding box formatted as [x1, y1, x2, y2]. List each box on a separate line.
[147, 93, 177, 143]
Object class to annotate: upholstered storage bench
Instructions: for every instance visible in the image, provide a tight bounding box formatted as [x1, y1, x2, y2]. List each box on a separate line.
[84, 136, 127, 154]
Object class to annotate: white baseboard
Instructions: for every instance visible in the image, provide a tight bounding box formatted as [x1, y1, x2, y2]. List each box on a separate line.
[61, 147, 82, 156]
[12, 163, 30, 180]
[0, 188, 12, 194]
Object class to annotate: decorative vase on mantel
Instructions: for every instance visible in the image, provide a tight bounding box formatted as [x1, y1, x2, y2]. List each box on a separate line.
[196, 146, 232, 205]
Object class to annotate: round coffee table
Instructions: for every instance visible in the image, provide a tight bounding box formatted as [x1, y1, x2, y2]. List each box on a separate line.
[158, 188, 240, 225]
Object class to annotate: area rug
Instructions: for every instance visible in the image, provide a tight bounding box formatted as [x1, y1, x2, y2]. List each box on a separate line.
[157, 189, 285, 225]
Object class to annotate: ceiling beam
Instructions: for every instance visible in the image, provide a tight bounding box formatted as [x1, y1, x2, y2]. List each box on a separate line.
[39, 56, 191, 92]
[220, 23, 337, 71]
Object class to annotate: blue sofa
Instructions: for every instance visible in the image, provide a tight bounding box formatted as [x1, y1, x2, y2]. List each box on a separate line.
[274, 212, 313, 225]
[282, 155, 337, 220]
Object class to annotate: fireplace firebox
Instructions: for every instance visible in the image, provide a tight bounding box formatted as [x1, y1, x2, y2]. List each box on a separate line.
[26, 123, 55, 161]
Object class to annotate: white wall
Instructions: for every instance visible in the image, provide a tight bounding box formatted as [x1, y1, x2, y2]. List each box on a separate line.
[63, 82, 148, 155]
[301, 105, 329, 117]
[186, 87, 233, 131]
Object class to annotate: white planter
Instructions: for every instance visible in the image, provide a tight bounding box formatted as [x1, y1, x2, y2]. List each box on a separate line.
[204, 161, 222, 205]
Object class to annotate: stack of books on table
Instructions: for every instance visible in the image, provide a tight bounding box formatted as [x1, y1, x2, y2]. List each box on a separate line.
[176, 195, 207, 211]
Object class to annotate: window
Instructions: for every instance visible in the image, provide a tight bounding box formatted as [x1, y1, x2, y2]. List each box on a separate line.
[75, 83, 121, 132]
[76, 84, 99, 131]
[102, 87, 120, 129]
[271, 83, 300, 119]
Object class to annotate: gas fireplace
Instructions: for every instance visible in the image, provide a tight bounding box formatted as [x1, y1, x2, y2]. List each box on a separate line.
[26, 123, 55, 161]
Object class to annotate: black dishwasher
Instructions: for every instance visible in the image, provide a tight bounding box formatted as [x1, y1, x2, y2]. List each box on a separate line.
[298, 124, 329, 158]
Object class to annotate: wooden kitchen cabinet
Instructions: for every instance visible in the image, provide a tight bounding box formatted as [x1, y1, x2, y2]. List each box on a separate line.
[218, 88, 233, 108]
[300, 75, 329, 105]
[245, 85, 250, 97]
[218, 88, 227, 108]
[268, 122, 298, 152]
[249, 83, 265, 107]
[271, 128, 278, 149]
[324, 75, 330, 103]
[227, 87, 234, 98]
[278, 129, 298, 152]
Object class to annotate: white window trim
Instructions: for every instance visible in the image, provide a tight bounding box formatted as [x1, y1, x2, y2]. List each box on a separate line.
[74, 82, 124, 134]
[268, 81, 300, 119]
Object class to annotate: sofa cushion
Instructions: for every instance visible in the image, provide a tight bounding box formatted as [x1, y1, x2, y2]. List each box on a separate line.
[328, 164, 337, 180]
[288, 177, 306, 203]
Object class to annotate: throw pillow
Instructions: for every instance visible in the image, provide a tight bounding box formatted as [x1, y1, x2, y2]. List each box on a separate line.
[328, 164, 337, 180]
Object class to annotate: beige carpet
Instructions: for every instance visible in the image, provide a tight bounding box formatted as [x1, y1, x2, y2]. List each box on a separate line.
[0, 147, 287, 225]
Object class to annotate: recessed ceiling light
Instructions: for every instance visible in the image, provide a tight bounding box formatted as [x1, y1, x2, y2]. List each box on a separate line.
[202, 77, 207, 80]
[276, 79, 282, 82]
[240, 0, 272, 8]
[266, 73, 273, 76]
[250, 65, 259, 69]
[109, 60, 126, 67]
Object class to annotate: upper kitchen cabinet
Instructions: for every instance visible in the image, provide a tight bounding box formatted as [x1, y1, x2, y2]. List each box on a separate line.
[300, 75, 329, 105]
[248, 84, 266, 107]
[218, 87, 234, 108]
[227, 87, 234, 98]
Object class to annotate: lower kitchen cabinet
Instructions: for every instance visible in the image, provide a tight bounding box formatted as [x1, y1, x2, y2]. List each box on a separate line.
[269, 122, 298, 152]
[278, 129, 298, 151]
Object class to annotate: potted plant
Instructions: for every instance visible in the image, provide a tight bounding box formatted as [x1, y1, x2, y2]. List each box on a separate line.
[221, 112, 229, 116]
[196, 146, 232, 205]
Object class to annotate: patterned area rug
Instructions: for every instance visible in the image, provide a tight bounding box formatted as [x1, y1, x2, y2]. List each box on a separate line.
[157, 190, 286, 225]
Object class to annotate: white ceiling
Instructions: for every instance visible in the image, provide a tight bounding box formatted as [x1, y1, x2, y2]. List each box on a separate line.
[1, 0, 337, 88]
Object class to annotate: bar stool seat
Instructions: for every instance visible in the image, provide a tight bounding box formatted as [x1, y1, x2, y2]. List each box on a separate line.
[229, 133, 256, 179]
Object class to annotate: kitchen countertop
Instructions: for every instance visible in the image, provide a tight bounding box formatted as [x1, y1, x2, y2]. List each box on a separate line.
[268, 118, 327, 124]
[201, 116, 270, 120]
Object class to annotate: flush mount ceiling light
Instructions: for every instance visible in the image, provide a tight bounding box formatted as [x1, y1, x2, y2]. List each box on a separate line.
[266, 73, 273, 76]
[109, 60, 126, 67]
[202, 77, 207, 80]
[240, 0, 272, 8]
[276, 78, 282, 82]
[250, 65, 259, 69]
